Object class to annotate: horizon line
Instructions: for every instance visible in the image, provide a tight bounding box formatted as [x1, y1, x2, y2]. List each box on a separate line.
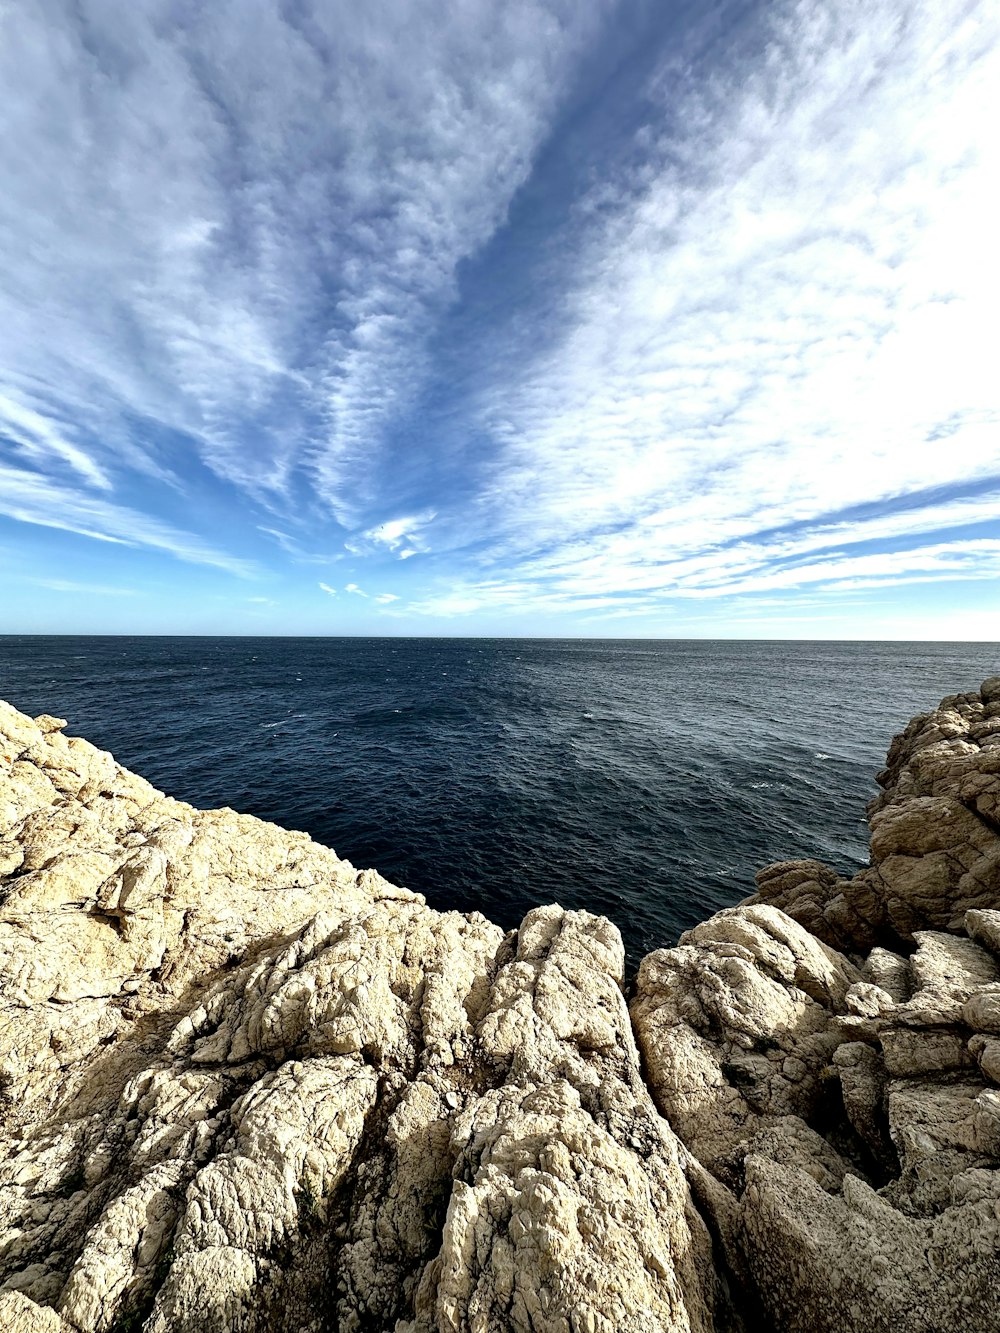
[2, 632, 998, 646]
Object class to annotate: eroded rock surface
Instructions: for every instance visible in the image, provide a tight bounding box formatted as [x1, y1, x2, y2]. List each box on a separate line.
[634, 676, 1000, 1332]
[749, 678, 1000, 952]
[0, 701, 717, 1332]
[3, 680, 1000, 1332]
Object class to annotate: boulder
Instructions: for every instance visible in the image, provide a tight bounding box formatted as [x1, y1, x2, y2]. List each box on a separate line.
[633, 677, 1000, 1332]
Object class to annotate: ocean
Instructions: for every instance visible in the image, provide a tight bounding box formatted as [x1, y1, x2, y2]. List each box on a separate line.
[1, 637, 996, 970]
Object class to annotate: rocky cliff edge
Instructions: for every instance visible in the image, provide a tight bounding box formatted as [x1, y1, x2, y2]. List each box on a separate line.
[1, 679, 1000, 1332]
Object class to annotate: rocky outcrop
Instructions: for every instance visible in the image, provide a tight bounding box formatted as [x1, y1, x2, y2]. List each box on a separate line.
[2, 679, 1000, 1331]
[0, 700, 718, 1333]
[633, 675, 1000, 1332]
[747, 679, 1000, 952]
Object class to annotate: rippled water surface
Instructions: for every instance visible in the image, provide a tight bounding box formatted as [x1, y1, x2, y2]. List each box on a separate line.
[1, 637, 996, 969]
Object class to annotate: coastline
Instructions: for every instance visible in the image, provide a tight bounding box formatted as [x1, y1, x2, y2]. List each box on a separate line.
[2, 679, 1000, 1331]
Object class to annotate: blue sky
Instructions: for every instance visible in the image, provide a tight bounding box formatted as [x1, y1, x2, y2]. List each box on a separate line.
[2, 0, 999, 638]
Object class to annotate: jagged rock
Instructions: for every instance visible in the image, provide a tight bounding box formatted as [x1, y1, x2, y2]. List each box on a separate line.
[630, 905, 859, 1184]
[633, 677, 1000, 1331]
[401, 908, 717, 1333]
[868, 797, 998, 939]
[0, 1291, 76, 1331]
[4, 678, 1000, 1332]
[744, 679, 1000, 954]
[831, 1041, 894, 1170]
[1, 702, 718, 1332]
[750, 859, 876, 954]
[737, 1159, 1000, 1333]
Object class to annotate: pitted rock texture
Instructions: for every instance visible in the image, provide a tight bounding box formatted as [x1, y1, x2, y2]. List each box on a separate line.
[0, 701, 717, 1333]
[3, 679, 1000, 1332]
[633, 676, 1000, 1332]
[749, 677, 1000, 952]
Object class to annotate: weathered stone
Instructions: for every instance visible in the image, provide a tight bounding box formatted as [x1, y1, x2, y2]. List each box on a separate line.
[5, 678, 1000, 1332]
[0, 701, 717, 1333]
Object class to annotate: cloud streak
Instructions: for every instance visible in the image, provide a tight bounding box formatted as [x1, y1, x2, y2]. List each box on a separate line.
[456, 0, 1000, 606]
[28, 578, 137, 597]
[0, 464, 256, 577]
[0, 0, 616, 529]
[2, 0, 998, 631]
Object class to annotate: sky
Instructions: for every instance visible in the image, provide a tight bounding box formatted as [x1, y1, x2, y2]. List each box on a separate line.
[2, 0, 999, 638]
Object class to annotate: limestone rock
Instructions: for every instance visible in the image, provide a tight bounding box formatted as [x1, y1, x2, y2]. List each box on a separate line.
[743, 679, 1000, 953]
[633, 677, 1000, 1332]
[5, 678, 1000, 1332]
[0, 701, 718, 1333]
[631, 905, 858, 1183]
[403, 908, 716, 1333]
[750, 859, 875, 953]
[0, 1292, 76, 1332]
[738, 1158, 1000, 1333]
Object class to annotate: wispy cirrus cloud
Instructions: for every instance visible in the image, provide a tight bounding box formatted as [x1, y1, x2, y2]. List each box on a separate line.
[2, 0, 998, 631]
[28, 578, 136, 597]
[671, 539, 1000, 600]
[344, 511, 437, 560]
[0, 0, 617, 533]
[0, 391, 111, 491]
[499, 486, 1000, 604]
[0, 464, 256, 577]
[341, 583, 398, 605]
[450, 0, 1000, 607]
[406, 531, 1000, 622]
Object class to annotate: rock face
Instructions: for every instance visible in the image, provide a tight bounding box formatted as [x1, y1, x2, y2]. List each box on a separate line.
[2, 679, 1000, 1332]
[633, 676, 1000, 1332]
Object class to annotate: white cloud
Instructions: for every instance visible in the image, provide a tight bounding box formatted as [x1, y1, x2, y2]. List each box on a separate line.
[259, 527, 344, 565]
[0, 391, 111, 491]
[408, 591, 492, 618]
[669, 539, 1000, 599]
[463, 0, 1000, 606]
[407, 577, 655, 619]
[0, 0, 615, 525]
[502, 489, 1000, 606]
[3, 0, 998, 628]
[0, 463, 256, 576]
[318, 582, 337, 597]
[402, 532, 1000, 620]
[345, 511, 437, 559]
[374, 592, 400, 604]
[28, 578, 136, 596]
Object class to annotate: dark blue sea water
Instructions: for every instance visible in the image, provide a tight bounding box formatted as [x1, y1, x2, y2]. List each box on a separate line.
[1, 637, 996, 969]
